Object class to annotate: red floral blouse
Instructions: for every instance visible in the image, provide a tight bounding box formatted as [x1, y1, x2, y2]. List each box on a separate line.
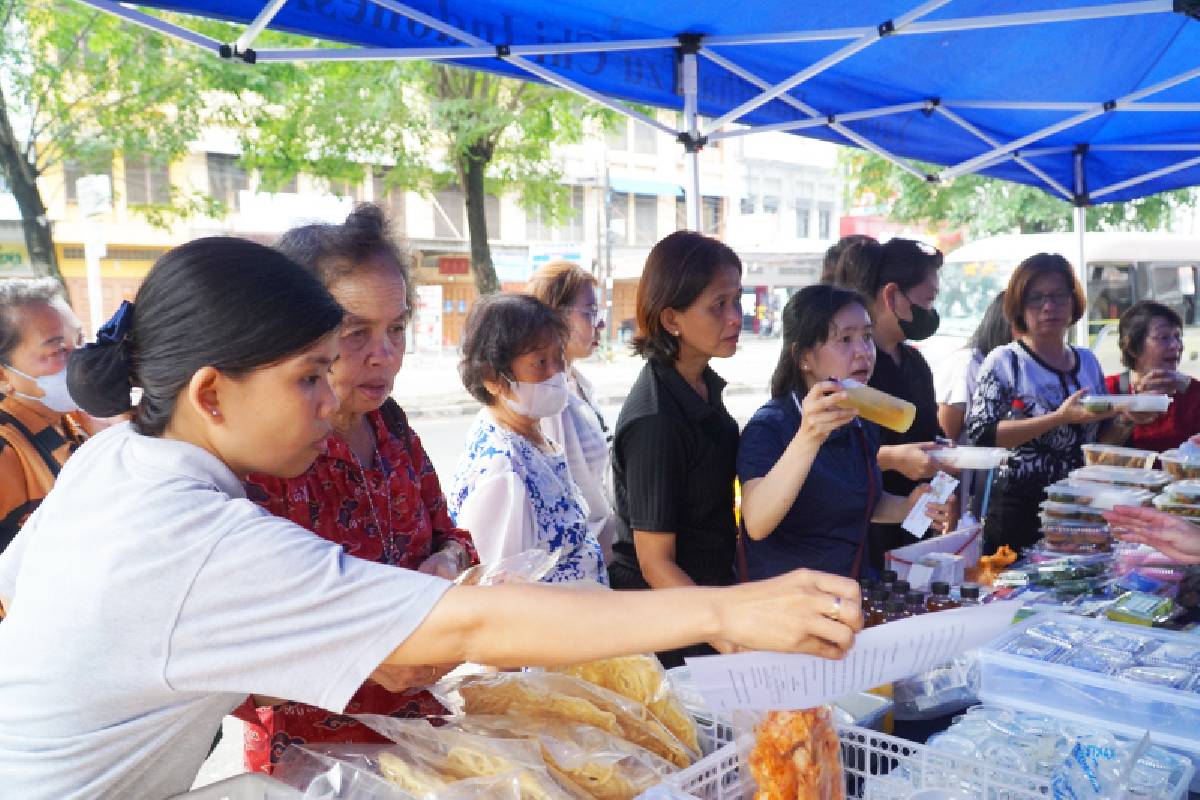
[232, 403, 477, 773]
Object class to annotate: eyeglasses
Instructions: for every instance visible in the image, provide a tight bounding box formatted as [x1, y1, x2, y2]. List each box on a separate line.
[573, 305, 602, 325]
[1148, 332, 1184, 345]
[1024, 290, 1073, 309]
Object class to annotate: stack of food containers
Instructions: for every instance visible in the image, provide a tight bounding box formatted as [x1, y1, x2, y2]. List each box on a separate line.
[1039, 450, 1165, 555]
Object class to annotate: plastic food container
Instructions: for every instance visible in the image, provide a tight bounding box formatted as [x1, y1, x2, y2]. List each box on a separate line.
[930, 446, 1009, 470]
[1165, 480, 1200, 503]
[1079, 394, 1172, 414]
[1081, 443, 1158, 469]
[1039, 500, 1108, 524]
[1153, 494, 1200, 519]
[1045, 480, 1153, 508]
[1161, 449, 1200, 481]
[1068, 465, 1172, 491]
[1040, 520, 1111, 551]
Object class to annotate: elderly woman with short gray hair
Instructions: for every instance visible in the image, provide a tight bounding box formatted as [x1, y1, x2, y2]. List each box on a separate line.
[0, 278, 91, 554]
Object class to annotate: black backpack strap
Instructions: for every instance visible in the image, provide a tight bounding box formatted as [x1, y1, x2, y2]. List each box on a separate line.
[0, 410, 61, 477]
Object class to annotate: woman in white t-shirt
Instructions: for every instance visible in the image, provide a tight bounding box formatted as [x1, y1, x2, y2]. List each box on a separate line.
[526, 261, 617, 560]
[935, 291, 1012, 444]
[0, 237, 862, 799]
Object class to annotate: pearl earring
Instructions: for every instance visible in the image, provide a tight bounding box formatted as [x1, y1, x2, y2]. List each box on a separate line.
[210, 409, 219, 417]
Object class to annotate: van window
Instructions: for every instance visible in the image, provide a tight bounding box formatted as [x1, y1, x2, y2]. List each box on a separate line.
[1148, 262, 1199, 325]
[1088, 263, 1134, 323]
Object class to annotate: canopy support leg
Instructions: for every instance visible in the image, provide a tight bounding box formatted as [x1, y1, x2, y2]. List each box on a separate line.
[679, 36, 703, 232]
[1073, 146, 1090, 348]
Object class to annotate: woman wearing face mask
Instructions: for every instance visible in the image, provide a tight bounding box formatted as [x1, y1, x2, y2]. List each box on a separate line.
[232, 206, 478, 773]
[830, 237, 949, 569]
[606, 231, 744, 668]
[737, 285, 955, 581]
[0, 279, 91, 553]
[449, 293, 605, 585]
[526, 261, 616, 560]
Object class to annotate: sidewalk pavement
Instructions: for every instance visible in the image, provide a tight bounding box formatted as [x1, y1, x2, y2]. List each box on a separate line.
[395, 335, 781, 419]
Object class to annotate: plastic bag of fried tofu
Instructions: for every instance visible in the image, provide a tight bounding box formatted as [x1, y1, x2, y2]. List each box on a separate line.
[736, 707, 845, 800]
[358, 714, 677, 800]
[441, 671, 699, 769]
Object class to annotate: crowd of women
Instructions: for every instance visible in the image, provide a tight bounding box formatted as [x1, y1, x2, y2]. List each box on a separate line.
[0, 201, 1195, 797]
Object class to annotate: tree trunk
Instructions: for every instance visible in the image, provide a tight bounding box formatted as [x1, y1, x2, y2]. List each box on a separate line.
[0, 87, 64, 287]
[461, 146, 500, 296]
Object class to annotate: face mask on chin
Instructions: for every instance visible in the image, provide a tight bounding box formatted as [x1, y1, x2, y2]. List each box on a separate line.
[897, 293, 940, 341]
[3, 363, 78, 413]
[503, 372, 569, 419]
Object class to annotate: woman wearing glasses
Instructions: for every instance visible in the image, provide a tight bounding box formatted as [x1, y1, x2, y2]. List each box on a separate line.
[1105, 301, 1200, 451]
[526, 262, 617, 559]
[967, 253, 1143, 553]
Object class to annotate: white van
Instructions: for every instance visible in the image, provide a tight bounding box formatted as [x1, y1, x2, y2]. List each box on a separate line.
[923, 232, 1200, 377]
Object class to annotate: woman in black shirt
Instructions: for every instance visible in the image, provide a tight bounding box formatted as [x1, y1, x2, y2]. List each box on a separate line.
[609, 230, 743, 668]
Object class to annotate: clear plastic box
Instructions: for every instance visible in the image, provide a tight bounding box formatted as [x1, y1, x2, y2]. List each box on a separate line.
[931, 446, 1009, 470]
[1046, 480, 1153, 508]
[1039, 500, 1108, 524]
[1081, 443, 1159, 469]
[1160, 449, 1200, 481]
[1079, 394, 1172, 414]
[978, 613, 1200, 762]
[1165, 480, 1200, 503]
[1068, 465, 1172, 491]
[1153, 494, 1200, 519]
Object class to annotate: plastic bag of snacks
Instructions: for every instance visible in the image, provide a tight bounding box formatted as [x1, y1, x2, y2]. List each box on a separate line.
[735, 707, 845, 800]
[455, 547, 563, 586]
[442, 671, 698, 768]
[360, 714, 676, 800]
[552, 656, 699, 756]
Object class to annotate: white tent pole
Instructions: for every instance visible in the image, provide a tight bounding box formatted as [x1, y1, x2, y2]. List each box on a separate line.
[698, 47, 928, 181]
[945, 100, 1200, 111]
[707, 101, 929, 138]
[934, 105, 1074, 200]
[67, 0, 224, 51]
[1091, 144, 1200, 152]
[680, 41, 702, 232]
[234, 0, 289, 53]
[1073, 148, 1090, 348]
[1090, 153, 1200, 200]
[702, 0, 954, 136]
[255, 39, 685, 62]
[941, 61, 1200, 181]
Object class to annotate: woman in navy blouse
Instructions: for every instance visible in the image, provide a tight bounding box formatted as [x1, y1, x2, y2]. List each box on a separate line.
[737, 284, 953, 581]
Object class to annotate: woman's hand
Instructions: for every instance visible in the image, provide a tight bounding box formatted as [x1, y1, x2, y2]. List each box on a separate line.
[797, 381, 859, 446]
[902, 485, 958, 536]
[1055, 388, 1119, 425]
[1104, 506, 1200, 565]
[1134, 369, 1189, 396]
[716, 569, 862, 659]
[879, 442, 943, 481]
[418, 548, 463, 580]
[369, 663, 457, 693]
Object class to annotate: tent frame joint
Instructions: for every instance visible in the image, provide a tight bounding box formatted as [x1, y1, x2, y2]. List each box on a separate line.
[678, 131, 708, 153]
[676, 33, 704, 55]
[218, 43, 257, 64]
[495, 44, 511, 58]
[922, 97, 941, 117]
[1175, 0, 1200, 21]
[1073, 192, 1091, 207]
[1103, 99, 1117, 112]
[878, 19, 897, 37]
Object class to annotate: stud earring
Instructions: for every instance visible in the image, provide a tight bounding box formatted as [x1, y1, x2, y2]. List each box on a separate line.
[210, 408, 219, 417]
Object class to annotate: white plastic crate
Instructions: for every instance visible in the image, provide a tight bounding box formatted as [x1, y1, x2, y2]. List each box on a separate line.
[662, 724, 1192, 800]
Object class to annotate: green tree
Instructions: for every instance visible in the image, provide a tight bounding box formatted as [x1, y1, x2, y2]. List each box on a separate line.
[843, 150, 1196, 236]
[237, 58, 606, 295]
[0, 0, 230, 284]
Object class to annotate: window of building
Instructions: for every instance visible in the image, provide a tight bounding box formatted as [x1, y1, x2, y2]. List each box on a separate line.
[740, 195, 757, 215]
[674, 196, 724, 237]
[632, 123, 657, 155]
[433, 188, 466, 239]
[371, 168, 405, 230]
[817, 204, 833, 239]
[609, 191, 630, 244]
[206, 153, 248, 211]
[484, 193, 501, 239]
[633, 194, 657, 245]
[605, 121, 628, 151]
[528, 186, 585, 242]
[795, 204, 811, 238]
[762, 195, 780, 215]
[124, 153, 170, 206]
[64, 153, 114, 204]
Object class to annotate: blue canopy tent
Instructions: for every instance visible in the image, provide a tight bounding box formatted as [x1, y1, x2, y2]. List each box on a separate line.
[76, 0, 1200, 339]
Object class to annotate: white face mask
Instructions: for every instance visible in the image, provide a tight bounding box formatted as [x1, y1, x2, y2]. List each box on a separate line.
[503, 372, 569, 419]
[4, 363, 78, 413]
